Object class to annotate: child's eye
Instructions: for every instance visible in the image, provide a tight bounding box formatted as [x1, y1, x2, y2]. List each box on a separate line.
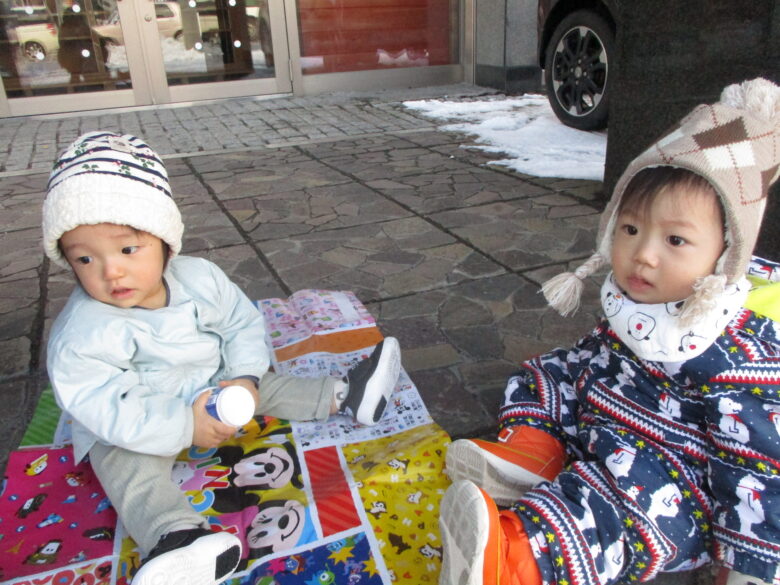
[76, 256, 92, 265]
[121, 246, 138, 254]
[667, 235, 686, 247]
[621, 224, 638, 236]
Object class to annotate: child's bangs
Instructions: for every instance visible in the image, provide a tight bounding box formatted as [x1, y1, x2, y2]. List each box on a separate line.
[618, 166, 720, 218]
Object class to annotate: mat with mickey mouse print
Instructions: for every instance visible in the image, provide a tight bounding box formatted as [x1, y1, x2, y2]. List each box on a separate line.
[1, 290, 452, 585]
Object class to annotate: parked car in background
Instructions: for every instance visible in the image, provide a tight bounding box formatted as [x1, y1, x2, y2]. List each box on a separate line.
[10, 5, 59, 61]
[92, 2, 183, 46]
[537, 0, 616, 130]
[92, 0, 268, 48]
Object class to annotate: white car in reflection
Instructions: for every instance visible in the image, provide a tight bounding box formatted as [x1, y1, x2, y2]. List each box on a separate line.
[92, 2, 183, 46]
[10, 6, 59, 61]
[92, 1, 266, 47]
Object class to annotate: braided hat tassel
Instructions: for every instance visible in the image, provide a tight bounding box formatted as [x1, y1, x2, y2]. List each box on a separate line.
[541, 253, 606, 316]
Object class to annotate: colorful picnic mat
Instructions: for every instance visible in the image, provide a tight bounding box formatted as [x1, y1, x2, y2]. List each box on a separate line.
[1, 290, 452, 585]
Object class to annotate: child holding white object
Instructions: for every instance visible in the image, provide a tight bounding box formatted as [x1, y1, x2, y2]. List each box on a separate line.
[440, 78, 780, 585]
[43, 132, 401, 585]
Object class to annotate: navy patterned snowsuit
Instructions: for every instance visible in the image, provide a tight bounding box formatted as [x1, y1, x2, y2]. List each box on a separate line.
[499, 257, 780, 584]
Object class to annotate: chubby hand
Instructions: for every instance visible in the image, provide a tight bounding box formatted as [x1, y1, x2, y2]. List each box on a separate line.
[192, 390, 238, 449]
[218, 377, 260, 411]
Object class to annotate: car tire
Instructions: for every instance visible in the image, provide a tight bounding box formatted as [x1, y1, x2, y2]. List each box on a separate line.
[23, 40, 46, 61]
[544, 9, 613, 131]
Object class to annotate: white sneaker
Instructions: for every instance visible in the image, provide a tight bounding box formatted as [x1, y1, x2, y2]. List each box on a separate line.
[445, 439, 546, 506]
[439, 480, 496, 585]
[133, 528, 241, 585]
[340, 337, 401, 425]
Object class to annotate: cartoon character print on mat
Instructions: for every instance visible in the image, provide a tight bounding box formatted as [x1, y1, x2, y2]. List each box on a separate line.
[0, 448, 117, 583]
[419, 543, 443, 560]
[16, 492, 47, 518]
[25, 453, 48, 476]
[64, 470, 88, 487]
[220, 498, 312, 563]
[346, 425, 451, 584]
[24, 539, 63, 565]
[260, 290, 376, 350]
[116, 526, 144, 585]
[367, 500, 387, 518]
[202, 418, 316, 571]
[239, 533, 384, 585]
[218, 441, 303, 491]
[83, 526, 115, 541]
[204, 419, 302, 511]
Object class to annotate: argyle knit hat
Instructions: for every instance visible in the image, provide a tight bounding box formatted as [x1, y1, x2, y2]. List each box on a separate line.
[42, 131, 183, 268]
[543, 77, 780, 318]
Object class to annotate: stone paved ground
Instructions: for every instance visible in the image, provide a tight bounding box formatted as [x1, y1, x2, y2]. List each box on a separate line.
[0, 85, 712, 584]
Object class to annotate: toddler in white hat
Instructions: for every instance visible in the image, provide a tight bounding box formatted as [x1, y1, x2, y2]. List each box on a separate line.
[43, 132, 401, 585]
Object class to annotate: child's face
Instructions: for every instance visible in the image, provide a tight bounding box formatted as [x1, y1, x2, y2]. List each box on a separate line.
[611, 186, 725, 304]
[59, 223, 168, 309]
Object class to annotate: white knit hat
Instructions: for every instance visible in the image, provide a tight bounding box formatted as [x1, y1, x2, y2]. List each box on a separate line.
[42, 131, 184, 268]
[543, 77, 780, 318]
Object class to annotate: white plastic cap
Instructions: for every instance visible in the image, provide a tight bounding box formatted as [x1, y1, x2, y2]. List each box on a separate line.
[212, 385, 255, 427]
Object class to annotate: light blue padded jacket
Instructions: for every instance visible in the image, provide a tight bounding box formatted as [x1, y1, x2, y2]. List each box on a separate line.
[47, 256, 270, 462]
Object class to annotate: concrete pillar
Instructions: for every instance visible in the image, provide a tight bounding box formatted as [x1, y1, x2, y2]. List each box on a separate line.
[604, 1, 780, 258]
[474, 0, 541, 93]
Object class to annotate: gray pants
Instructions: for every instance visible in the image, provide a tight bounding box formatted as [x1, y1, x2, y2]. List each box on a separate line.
[89, 372, 336, 554]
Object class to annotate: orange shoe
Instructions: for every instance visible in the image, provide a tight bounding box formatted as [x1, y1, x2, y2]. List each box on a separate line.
[438, 480, 541, 585]
[445, 426, 565, 506]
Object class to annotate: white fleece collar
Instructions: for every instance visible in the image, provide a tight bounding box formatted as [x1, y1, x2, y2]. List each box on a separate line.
[601, 272, 749, 361]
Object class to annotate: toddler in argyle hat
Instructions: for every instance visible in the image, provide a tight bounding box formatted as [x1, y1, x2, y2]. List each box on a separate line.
[439, 78, 780, 585]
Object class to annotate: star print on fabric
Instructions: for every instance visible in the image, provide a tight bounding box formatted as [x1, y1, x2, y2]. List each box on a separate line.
[329, 544, 354, 564]
[364, 557, 379, 577]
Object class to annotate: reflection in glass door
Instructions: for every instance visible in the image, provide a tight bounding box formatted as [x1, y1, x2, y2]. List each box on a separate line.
[107, 0, 276, 88]
[0, 0, 122, 98]
[0, 0, 288, 115]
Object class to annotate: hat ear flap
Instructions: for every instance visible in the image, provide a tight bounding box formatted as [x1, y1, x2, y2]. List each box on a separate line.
[678, 273, 727, 327]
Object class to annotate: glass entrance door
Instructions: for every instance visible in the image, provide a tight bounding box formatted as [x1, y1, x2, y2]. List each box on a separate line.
[0, 0, 291, 117]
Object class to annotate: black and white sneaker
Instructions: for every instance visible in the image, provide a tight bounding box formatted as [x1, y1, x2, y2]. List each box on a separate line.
[133, 528, 241, 585]
[340, 337, 401, 426]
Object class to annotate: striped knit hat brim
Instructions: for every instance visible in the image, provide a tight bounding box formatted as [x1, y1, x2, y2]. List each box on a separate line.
[42, 132, 183, 268]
